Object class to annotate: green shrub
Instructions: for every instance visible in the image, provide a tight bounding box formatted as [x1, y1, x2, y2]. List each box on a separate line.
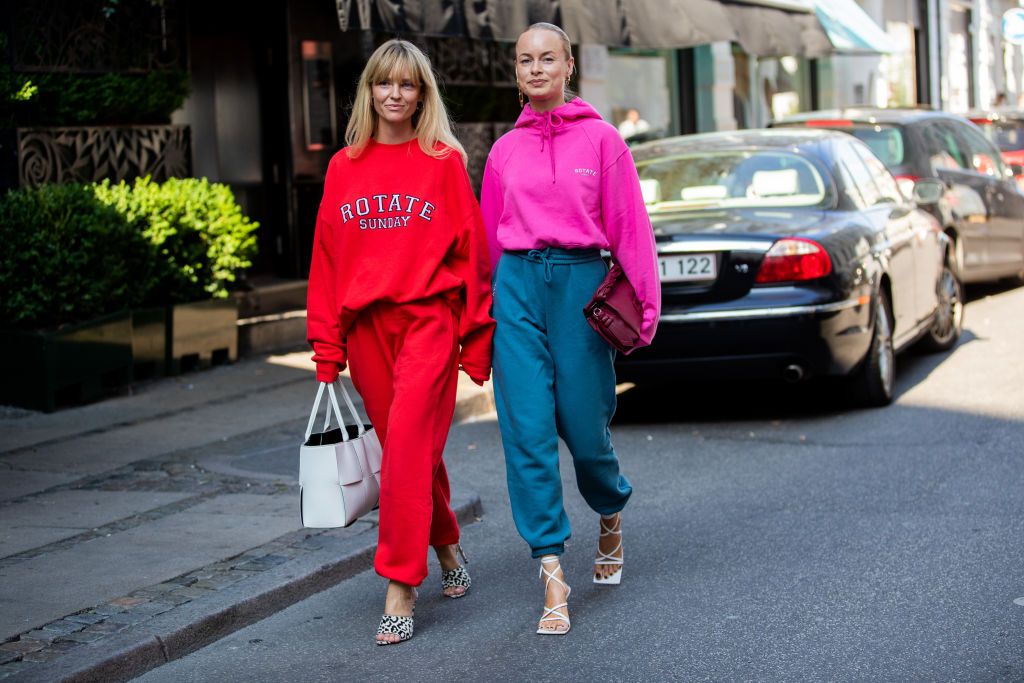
[0, 184, 156, 329]
[93, 177, 259, 304]
[0, 178, 258, 329]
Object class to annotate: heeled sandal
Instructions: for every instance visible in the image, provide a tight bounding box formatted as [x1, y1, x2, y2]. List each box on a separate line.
[375, 586, 416, 646]
[441, 544, 471, 599]
[594, 512, 623, 585]
[537, 555, 571, 635]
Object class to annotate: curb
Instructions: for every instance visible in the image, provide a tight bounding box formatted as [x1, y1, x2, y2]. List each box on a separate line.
[17, 495, 483, 683]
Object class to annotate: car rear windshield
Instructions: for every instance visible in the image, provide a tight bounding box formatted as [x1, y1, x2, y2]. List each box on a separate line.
[635, 151, 828, 212]
[973, 120, 1024, 152]
[779, 121, 906, 167]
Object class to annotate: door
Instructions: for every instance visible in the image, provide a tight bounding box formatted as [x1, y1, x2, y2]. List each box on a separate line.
[836, 140, 917, 340]
[923, 121, 990, 275]
[955, 121, 1024, 277]
[854, 142, 942, 325]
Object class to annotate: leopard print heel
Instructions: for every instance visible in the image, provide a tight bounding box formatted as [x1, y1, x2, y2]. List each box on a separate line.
[375, 614, 414, 646]
[441, 544, 471, 598]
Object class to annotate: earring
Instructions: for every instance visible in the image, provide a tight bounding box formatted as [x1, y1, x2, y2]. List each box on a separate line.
[518, 87, 524, 108]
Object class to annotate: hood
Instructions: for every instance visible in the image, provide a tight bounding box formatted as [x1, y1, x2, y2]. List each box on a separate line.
[514, 97, 603, 130]
[514, 98, 602, 182]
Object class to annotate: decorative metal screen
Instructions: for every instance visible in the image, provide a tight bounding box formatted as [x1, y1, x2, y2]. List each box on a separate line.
[18, 126, 191, 188]
[455, 123, 517, 194]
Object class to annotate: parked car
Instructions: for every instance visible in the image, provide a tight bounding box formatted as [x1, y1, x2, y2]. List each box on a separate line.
[966, 110, 1024, 190]
[616, 129, 962, 407]
[772, 108, 1024, 284]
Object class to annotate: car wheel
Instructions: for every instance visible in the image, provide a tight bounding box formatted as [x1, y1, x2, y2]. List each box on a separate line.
[918, 263, 963, 352]
[850, 290, 895, 407]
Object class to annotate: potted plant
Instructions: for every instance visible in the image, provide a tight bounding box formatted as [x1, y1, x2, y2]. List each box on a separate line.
[93, 176, 258, 375]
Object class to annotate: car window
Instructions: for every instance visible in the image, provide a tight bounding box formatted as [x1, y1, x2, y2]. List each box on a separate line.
[924, 122, 969, 172]
[835, 158, 867, 210]
[634, 150, 829, 212]
[834, 140, 882, 206]
[846, 125, 905, 167]
[851, 142, 903, 202]
[956, 121, 1008, 178]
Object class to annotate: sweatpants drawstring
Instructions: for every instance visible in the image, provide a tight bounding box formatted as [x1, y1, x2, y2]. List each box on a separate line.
[527, 248, 554, 283]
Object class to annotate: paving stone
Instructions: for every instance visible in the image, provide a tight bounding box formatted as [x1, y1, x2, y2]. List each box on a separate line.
[21, 649, 63, 663]
[40, 620, 86, 635]
[109, 596, 147, 607]
[0, 652, 20, 666]
[91, 603, 128, 617]
[0, 639, 44, 654]
[167, 587, 213, 600]
[234, 554, 289, 571]
[0, 660, 34, 677]
[19, 630, 56, 643]
[134, 600, 178, 616]
[65, 612, 106, 625]
[83, 621, 128, 635]
[55, 629, 105, 644]
[46, 639, 83, 653]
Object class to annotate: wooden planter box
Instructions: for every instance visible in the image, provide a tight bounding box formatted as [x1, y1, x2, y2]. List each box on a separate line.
[166, 299, 238, 375]
[0, 312, 134, 412]
[130, 306, 168, 380]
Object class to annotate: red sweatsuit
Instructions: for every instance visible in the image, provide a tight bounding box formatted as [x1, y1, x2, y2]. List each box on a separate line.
[307, 138, 494, 586]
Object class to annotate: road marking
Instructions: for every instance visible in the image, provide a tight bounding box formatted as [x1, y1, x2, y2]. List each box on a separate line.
[1014, 597, 1024, 607]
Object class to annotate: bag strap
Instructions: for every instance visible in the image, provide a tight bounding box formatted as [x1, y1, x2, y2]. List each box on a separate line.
[304, 381, 348, 443]
[335, 379, 366, 436]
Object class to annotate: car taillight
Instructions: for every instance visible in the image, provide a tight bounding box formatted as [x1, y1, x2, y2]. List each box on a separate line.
[894, 174, 920, 200]
[755, 238, 832, 284]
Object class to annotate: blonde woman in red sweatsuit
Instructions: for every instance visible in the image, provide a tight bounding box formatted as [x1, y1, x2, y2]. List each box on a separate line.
[306, 39, 494, 646]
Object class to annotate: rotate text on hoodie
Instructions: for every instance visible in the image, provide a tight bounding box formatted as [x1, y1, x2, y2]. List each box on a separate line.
[339, 193, 436, 230]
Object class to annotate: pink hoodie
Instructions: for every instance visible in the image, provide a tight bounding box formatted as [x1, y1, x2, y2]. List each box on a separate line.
[480, 97, 661, 345]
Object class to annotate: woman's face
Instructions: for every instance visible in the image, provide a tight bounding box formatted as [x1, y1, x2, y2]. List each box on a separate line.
[515, 29, 573, 106]
[372, 71, 421, 127]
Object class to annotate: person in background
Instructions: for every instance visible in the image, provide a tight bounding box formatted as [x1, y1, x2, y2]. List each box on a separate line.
[481, 22, 660, 636]
[306, 39, 494, 646]
[617, 107, 651, 140]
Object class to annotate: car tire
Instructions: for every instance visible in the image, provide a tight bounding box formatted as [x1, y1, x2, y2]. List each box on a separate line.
[918, 262, 963, 353]
[850, 290, 895, 408]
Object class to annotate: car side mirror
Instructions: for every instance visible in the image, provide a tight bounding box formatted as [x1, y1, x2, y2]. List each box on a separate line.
[1009, 162, 1024, 178]
[911, 178, 944, 205]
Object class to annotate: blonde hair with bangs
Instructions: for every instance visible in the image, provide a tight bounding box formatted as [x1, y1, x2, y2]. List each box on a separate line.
[346, 39, 466, 165]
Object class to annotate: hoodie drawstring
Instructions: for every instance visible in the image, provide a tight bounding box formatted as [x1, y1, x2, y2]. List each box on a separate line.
[538, 111, 564, 183]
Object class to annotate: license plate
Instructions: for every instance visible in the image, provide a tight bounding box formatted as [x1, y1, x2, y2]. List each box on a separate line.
[658, 253, 717, 282]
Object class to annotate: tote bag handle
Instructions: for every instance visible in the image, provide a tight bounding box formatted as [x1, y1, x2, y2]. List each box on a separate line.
[333, 380, 366, 436]
[304, 382, 348, 443]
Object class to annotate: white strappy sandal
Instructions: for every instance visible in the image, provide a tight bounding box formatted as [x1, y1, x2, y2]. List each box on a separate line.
[594, 513, 623, 585]
[537, 555, 571, 635]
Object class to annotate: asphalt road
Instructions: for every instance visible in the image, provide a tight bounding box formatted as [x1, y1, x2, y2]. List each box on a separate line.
[135, 282, 1024, 682]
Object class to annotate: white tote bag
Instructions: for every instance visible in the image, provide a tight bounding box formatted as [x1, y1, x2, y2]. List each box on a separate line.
[299, 381, 383, 528]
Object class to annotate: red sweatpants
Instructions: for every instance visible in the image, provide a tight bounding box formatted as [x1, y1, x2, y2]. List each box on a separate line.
[346, 296, 461, 586]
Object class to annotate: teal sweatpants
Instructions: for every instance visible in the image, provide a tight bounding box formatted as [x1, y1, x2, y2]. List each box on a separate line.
[492, 248, 632, 558]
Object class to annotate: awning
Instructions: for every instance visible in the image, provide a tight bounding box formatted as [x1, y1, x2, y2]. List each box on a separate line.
[335, 0, 737, 48]
[722, 2, 833, 57]
[810, 0, 896, 54]
[334, 0, 894, 55]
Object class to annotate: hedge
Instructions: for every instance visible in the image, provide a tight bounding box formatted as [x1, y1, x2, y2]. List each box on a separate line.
[0, 178, 258, 330]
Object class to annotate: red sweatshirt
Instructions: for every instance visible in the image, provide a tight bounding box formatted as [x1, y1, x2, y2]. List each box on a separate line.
[306, 139, 495, 384]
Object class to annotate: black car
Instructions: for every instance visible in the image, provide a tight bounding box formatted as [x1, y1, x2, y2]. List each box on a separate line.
[616, 129, 962, 407]
[773, 108, 1024, 284]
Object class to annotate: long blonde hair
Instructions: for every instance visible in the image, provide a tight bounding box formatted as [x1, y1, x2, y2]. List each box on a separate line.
[345, 39, 466, 165]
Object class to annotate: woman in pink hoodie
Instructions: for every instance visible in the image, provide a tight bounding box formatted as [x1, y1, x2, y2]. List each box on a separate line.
[480, 23, 660, 635]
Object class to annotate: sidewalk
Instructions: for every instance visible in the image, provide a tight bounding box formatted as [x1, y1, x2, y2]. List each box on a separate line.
[0, 350, 493, 681]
